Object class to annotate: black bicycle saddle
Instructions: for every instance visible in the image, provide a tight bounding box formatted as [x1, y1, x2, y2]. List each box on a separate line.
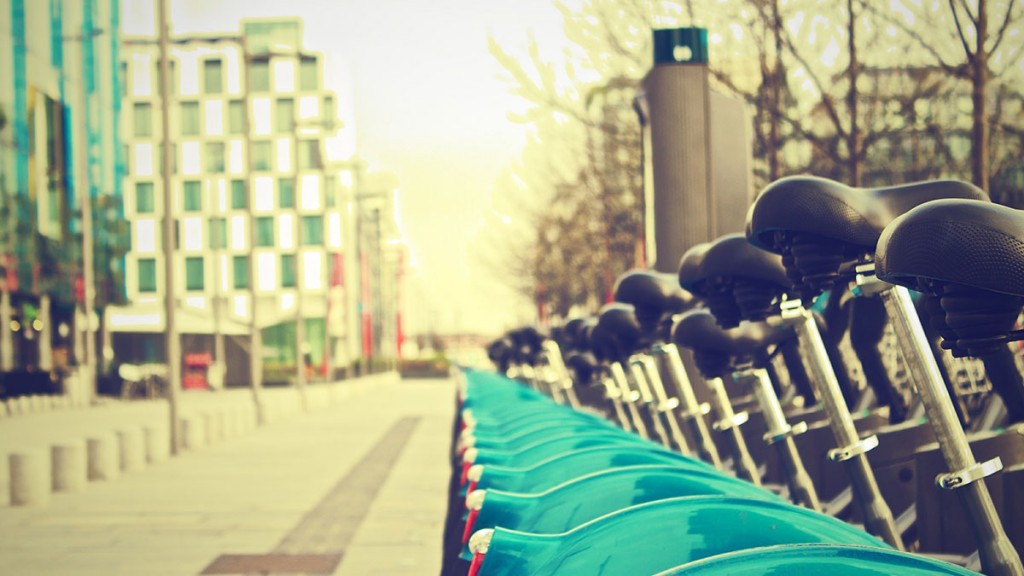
[746, 176, 987, 301]
[877, 199, 1024, 356]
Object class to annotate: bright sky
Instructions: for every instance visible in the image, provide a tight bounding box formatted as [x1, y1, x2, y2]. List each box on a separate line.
[122, 0, 570, 336]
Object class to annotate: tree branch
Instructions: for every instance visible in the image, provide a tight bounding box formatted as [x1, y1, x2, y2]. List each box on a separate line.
[988, 0, 1019, 55]
[948, 0, 978, 59]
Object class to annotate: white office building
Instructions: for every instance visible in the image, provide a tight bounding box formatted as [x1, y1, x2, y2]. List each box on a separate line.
[114, 19, 355, 385]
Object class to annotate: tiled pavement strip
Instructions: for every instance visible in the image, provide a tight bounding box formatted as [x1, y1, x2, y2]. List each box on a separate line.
[0, 377, 454, 575]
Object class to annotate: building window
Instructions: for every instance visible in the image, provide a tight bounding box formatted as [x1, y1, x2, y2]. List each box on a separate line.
[180, 101, 200, 136]
[136, 182, 155, 213]
[249, 59, 270, 92]
[206, 142, 226, 173]
[324, 175, 336, 208]
[185, 257, 204, 291]
[322, 95, 334, 123]
[279, 178, 295, 208]
[210, 217, 227, 249]
[154, 59, 176, 96]
[299, 57, 318, 91]
[120, 62, 128, 97]
[228, 100, 244, 134]
[298, 140, 322, 170]
[232, 256, 249, 289]
[138, 258, 157, 292]
[281, 254, 296, 288]
[230, 180, 247, 209]
[133, 103, 152, 137]
[301, 215, 323, 245]
[183, 181, 202, 211]
[203, 59, 223, 94]
[256, 216, 275, 247]
[276, 98, 294, 133]
[251, 141, 272, 171]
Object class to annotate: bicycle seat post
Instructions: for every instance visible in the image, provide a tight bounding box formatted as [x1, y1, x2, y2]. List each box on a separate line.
[627, 355, 673, 449]
[608, 361, 649, 440]
[778, 297, 902, 549]
[541, 340, 581, 409]
[635, 353, 692, 456]
[876, 278, 1020, 576]
[736, 366, 820, 511]
[654, 342, 721, 468]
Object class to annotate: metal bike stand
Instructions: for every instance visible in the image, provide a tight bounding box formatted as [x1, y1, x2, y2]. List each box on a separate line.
[534, 363, 565, 404]
[627, 355, 673, 448]
[541, 340, 582, 409]
[738, 367, 821, 511]
[655, 343, 722, 467]
[875, 276, 1022, 576]
[706, 376, 761, 485]
[636, 353, 693, 456]
[599, 373, 634, 431]
[609, 362, 650, 439]
[780, 299, 903, 548]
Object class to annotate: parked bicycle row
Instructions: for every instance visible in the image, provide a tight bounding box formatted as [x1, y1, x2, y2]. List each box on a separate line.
[440, 175, 1024, 576]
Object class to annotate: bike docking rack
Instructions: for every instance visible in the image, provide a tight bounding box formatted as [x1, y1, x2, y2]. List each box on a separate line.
[441, 176, 1024, 576]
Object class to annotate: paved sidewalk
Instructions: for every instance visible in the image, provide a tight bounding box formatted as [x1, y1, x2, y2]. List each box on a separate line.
[0, 376, 455, 575]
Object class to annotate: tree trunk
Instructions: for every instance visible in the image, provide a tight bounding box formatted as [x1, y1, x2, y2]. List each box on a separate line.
[971, 0, 989, 191]
[847, 0, 861, 186]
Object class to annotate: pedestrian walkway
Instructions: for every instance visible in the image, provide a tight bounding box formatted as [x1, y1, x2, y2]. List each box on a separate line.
[0, 376, 455, 575]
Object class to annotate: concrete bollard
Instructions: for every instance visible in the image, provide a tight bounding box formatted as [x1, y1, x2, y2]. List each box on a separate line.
[18, 396, 32, 414]
[0, 402, 8, 418]
[10, 450, 51, 506]
[87, 434, 120, 481]
[51, 441, 87, 492]
[117, 429, 146, 472]
[144, 426, 169, 464]
[180, 416, 206, 451]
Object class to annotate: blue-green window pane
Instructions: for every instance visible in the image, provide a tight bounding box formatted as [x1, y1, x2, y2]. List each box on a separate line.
[279, 178, 295, 208]
[138, 258, 157, 292]
[233, 256, 249, 289]
[301, 216, 323, 245]
[210, 218, 226, 249]
[231, 180, 247, 209]
[256, 217, 274, 247]
[136, 182, 155, 213]
[281, 254, 296, 288]
[185, 256, 204, 291]
[183, 181, 202, 211]
[180, 101, 200, 135]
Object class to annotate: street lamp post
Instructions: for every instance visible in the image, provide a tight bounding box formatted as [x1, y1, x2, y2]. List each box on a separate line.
[157, 0, 182, 453]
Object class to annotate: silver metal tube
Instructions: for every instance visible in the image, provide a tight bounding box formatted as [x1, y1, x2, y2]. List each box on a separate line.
[656, 344, 722, 467]
[792, 308, 902, 548]
[629, 356, 672, 447]
[706, 377, 759, 484]
[542, 341, 580, 409]
[610, 362, 649, 439]
[746, 368, 821, 511]
[638, 354, 692, 456]
[600, 375, 633, 431]
[881, 286, 1021, 575]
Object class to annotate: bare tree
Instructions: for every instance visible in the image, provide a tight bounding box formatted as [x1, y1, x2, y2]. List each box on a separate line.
[859, 0, 1024, 190]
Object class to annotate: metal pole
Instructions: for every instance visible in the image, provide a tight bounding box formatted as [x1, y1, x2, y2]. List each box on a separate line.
[706, 376, 760, 485]
[628, 356, 671, 447]
[291, 105, 307, 410]
[881, 286, 1021, 575]
[636, 354, 691, 455]
[656, 343, 722, 467]
[239, 37, 265, 424]
[157, 0, 181, 453]
[790, 304, 902, 548]
[744, 368, 820, 511]
[610, 362, 648, 439]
